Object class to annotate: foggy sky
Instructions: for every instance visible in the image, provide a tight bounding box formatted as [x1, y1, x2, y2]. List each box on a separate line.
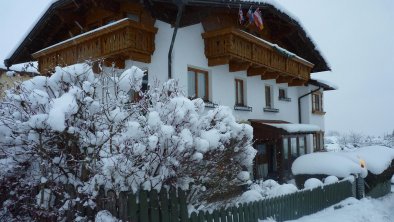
[0, 0, 393, 136]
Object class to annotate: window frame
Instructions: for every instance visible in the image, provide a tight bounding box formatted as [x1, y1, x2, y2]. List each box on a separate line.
[265, 85, 273, 108]
[187, 67, 209, 101]
[235, 78, 245, 106]
[312, 92, 324, 113]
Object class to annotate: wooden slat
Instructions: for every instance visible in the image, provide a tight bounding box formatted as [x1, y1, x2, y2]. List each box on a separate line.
[276, 76, 294, 84]
[202, 27, 314, 81]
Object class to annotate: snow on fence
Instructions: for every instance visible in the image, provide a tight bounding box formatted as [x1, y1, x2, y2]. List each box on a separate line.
[85, 179, 355, 222]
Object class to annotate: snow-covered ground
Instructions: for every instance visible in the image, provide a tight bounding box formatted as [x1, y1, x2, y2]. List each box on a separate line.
[260, 192, 394, 222]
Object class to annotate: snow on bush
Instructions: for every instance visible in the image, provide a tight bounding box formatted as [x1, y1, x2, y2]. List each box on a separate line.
[0, 63, 255, 221]
[324, 176, 339, 184]
[292, 146, 394, 178]
[304, 178, 323, 189]
[95, 210, 118, 222]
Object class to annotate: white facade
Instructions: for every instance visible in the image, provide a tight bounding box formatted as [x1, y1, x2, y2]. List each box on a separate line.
[124, 21, 326, 151]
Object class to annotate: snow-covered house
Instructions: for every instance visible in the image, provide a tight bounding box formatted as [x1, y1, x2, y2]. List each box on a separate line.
[4, 0, 334, 181]
[0, 64, 37, 99]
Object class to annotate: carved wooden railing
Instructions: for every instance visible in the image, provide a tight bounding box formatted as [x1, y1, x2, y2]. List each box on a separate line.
[32, 18, 157, 73]
[202, 28, 314, 84]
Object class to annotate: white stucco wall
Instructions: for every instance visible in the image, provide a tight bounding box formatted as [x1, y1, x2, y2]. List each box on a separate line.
[124, 20, 327, 152]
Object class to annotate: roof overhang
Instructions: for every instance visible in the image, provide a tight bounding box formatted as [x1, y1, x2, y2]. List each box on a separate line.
[4, 0, 330, 73]
[250, 119, 321, 141]
[308, 79, 336, 91]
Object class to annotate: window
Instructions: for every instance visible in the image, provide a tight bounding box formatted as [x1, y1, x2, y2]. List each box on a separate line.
[235, 79, 245, 106]
[188, 67, 209, 101]
[279, 88, 291, 101]
[128, 69, 148, 102]
[265, 85, 273, 108]
[313, 132, 324, 152]
[312, 92, 324, 113]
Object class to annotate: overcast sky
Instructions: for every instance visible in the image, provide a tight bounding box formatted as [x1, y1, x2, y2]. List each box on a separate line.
[0, 0, 393, 136]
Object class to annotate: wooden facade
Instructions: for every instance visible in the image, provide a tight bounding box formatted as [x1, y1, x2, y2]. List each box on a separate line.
[202, 27, 314, 85]
[32, 19, 157, 73]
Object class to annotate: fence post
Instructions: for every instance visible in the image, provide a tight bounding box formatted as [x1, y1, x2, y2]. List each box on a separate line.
[150, 190, 160, 222]
[356, 175, 365, 199]
[140, 190, 149, 222]
[160, 189, 170, 222]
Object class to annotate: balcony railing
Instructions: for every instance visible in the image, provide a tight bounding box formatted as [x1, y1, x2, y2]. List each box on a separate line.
[32, 18, 157, 73]
[202, 28, 314, 84]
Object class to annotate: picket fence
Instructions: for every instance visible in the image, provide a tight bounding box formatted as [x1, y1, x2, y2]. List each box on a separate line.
[95, 179, 355, 222]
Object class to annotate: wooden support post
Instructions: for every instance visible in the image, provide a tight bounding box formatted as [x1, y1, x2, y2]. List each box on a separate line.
[247, 66, 267, 76]
[288, 79, 306, 87]
[229, 61, 251, 72]
[276, 75, 294, 84]
[208, 56, 230, 66]
[261, 72, 279, 80]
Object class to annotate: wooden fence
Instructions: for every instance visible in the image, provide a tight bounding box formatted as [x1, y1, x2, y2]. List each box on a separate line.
[94, 179, 355, 222]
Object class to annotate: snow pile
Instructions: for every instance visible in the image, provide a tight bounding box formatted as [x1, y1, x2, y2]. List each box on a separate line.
[292, 146, 394, 178]
[264, 193, 394, 222]
[266, 123, 320, 133]
[238, 179, 298, 204]
[95, 210, 118, 222]
[324, 176, 339, 184]
[304, 178, 323, 189]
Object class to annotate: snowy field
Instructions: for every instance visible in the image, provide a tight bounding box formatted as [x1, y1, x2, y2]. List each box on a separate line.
[260, 191, 394, 222]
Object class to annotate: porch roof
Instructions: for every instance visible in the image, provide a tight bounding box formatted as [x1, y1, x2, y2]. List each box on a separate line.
[249, 119, 321, 141]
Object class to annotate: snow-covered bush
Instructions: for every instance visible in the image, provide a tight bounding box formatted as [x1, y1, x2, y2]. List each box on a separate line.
[0, 63, 255, 221]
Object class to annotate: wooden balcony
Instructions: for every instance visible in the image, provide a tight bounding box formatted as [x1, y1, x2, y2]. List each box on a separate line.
[202, 28, 314, 85]
[32, 18, 157, 73]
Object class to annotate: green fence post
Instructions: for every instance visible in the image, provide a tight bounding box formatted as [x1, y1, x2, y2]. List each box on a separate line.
[169, 187, 179, 222]
[232, 206, 239, 222]
[127, 192, 138, 222]
[197, 211, 205, 222]
[238, 204, 245, 222]
[213, 209, 220, 222]
[139, 190, 149, 222]
[150, 190, 160, 222]
[190, 212, 198, 222]
[160, 189, 170, 222]
[178, 189, 188, 222]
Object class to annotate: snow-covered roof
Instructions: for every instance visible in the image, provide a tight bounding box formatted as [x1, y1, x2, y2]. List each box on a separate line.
[266, 123, 321, 133]
[292, 146, 394, 178]
[5, 0, 330, 73]
[34, 18, 130, 56]
[311, 77, 338, 90]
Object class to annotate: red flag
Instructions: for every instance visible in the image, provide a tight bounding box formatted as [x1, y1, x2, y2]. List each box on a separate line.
[253, 7, 264, 30]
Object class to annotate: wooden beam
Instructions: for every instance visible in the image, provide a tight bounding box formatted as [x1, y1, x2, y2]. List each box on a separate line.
[229, 61, 251, 72]
[276, 76, 294, 84]
[208, 56, 230, 66]
[247, 66, 267, 76]
[288, 79, 306, 87]
[261, 72, 279, 80]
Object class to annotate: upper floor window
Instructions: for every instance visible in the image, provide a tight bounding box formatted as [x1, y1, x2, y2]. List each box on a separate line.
[278, 88, 291, 101]
[265, 85, 273, 108]
[312, 92, 324, 113]
[188, 67, 209, 101]
[235, 79, 245, 106]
